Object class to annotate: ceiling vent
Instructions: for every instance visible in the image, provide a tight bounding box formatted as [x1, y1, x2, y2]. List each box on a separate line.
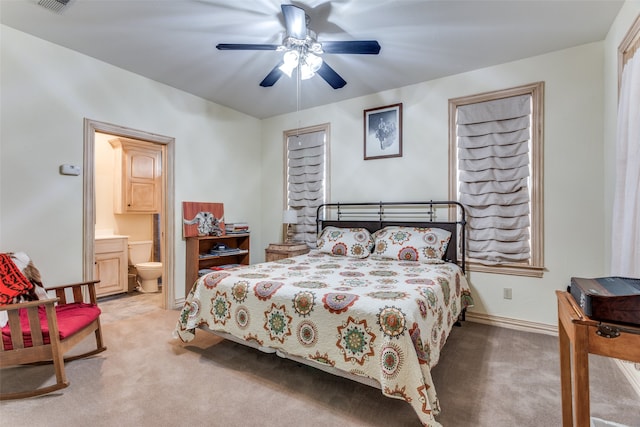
[37, 0, 72, 13]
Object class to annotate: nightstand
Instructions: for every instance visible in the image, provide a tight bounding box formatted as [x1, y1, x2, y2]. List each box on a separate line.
[265, 242, 309, 262]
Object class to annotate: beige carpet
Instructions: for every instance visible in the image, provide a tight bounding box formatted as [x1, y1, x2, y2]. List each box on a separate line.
[1, 292, 639, 427]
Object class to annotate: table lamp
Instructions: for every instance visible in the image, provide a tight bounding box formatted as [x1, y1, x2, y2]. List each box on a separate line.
[282, 209, 298, 242]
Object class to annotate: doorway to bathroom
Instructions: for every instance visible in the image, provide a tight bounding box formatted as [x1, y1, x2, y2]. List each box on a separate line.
[82, 119, 175, 310]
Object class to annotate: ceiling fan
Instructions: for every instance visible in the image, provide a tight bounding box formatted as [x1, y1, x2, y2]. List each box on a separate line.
[216, 4, 381, 89]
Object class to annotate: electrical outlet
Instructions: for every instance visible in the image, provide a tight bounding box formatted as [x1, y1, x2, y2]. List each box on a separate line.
[503, 288, 512, 300]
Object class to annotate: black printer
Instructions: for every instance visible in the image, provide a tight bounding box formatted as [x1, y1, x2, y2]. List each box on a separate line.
[569, 276, 640, 326]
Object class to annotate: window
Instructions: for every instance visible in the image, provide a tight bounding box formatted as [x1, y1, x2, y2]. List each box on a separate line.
[284, 123, 330, 247]
[449, 82, 544, 277]
[612, 15, 640, 276]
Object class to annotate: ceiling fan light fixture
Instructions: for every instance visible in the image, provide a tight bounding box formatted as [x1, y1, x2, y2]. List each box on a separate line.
[219, 4, 380, 89]
[300, 52, 323, 80]
[309, 42, 323, 55]
[279, 50, 299, 77]
[300, 65, 314, 80]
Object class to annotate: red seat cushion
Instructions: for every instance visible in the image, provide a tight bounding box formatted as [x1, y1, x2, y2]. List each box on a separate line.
[1, 303, 101, 350]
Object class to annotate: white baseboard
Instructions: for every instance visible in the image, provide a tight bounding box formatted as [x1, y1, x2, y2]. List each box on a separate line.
[465, 311, 557, 335]
[464, 311, 640, 399]
[173, 297, 186, 309]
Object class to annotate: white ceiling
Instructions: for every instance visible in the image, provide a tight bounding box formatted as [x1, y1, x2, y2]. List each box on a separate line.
[1, 0, 624, 119]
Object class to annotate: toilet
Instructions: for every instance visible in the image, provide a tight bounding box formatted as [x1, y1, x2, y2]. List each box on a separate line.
[128, 240, 162, 293]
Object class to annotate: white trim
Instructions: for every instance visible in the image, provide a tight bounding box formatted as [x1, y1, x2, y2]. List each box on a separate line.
[465, 311, 557, 335]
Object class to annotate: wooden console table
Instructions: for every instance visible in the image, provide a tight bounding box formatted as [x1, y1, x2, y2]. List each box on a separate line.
[556, 290, 640, 427]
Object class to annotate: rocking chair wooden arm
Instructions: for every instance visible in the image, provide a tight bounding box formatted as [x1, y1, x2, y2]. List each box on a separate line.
[0, 297, 59, 310]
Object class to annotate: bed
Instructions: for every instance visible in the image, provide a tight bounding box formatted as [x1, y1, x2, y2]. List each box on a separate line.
[174, 201, 474, 427]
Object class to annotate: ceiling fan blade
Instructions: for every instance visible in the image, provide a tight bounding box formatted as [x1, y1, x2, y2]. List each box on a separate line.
[260, 62, 285, 87]
[321, 41, 381, 55]
[316, 62, 347, 89]
[217, 43, 280, 51]
[281, 4, 307, 40]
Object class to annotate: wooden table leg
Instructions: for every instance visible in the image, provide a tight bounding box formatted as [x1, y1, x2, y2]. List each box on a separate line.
[571, 323, 590, 427]
[558, 317, 574, 427]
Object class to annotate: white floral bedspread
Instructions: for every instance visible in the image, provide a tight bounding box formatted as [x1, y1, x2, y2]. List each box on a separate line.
[175, 251, 474, 426]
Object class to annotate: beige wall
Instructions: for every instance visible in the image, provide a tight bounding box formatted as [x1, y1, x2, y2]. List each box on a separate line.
[0, 25, 263, 300]
[262, 42, 608, 327]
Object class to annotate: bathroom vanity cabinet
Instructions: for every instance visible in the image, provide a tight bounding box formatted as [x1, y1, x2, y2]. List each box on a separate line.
[185, 234, 250, 296]
[109, 137, 161, 214]
[95, 236, 128, 297]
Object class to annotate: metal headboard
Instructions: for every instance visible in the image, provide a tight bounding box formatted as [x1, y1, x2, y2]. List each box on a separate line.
[316, 201, 466, 272]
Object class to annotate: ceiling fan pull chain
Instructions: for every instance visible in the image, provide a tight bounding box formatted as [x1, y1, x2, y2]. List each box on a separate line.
[296, 55, 301, 138]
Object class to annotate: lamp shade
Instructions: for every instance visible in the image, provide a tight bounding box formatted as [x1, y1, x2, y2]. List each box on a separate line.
[301, 52, 322, 79]
[278, 50, 299, 77]
[283, 209, 298, 224]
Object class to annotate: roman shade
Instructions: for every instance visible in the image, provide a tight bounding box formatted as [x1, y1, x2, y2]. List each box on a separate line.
[287, 131, 326, 246]
[457, 94, 532, 265]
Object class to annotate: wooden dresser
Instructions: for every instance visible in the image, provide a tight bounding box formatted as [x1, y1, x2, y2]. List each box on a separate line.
[265, 242, 309, 262]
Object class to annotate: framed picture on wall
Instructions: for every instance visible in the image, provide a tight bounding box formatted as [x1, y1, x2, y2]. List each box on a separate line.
[364, 103, 403, 160]
[182, 202, 225, 237]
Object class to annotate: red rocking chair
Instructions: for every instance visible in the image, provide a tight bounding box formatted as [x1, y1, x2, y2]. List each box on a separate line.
[0, 253, 106, 400]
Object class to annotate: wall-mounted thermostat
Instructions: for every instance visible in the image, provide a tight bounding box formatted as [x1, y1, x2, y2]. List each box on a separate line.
[59, 164, 81, 176]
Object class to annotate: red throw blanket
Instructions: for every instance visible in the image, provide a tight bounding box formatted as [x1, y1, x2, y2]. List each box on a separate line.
[0, 253, 34, 305]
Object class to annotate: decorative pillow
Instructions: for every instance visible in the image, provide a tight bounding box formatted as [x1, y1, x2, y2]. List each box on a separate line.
[316, 226, 374, 258]
[372, 226, 451, 263]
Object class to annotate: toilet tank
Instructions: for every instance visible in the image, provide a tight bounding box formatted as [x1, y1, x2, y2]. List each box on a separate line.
[128, 240, 152, 265]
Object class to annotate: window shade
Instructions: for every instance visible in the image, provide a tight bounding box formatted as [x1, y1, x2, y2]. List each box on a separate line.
[612, 47, 640, 277]
[287, 131, 326, 246]
[457, 94, 532, 265]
